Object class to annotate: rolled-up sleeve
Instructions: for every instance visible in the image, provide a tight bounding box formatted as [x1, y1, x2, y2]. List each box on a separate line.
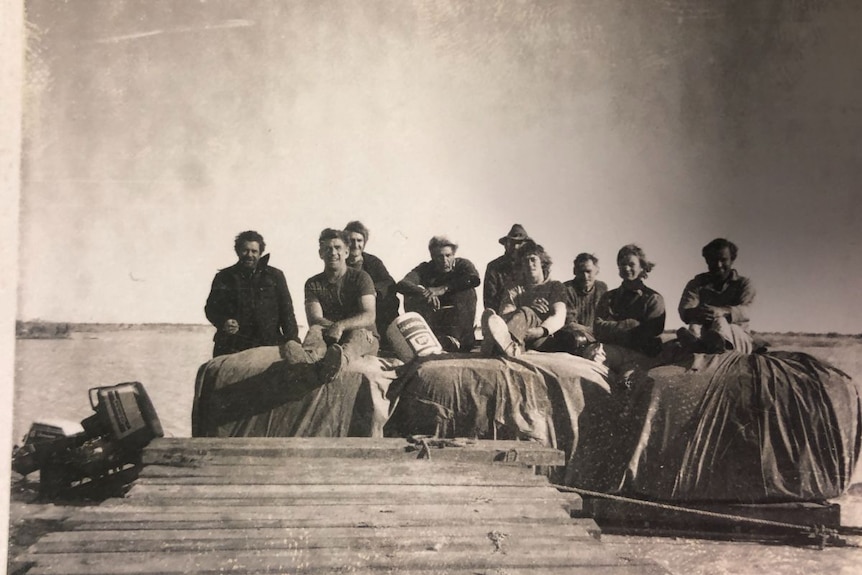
[727, 277, 755, 325]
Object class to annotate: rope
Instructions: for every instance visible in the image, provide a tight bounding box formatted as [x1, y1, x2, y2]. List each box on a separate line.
[552, 483, 850, 549]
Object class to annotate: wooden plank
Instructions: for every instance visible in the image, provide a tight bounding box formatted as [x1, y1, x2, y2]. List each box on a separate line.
[62, 501, 573, 526]
[26, 563, 670, 575]
[32, 523, 598, 550]
[111, 496, 570, 508]
[30, 530, 597, 554]
[120, 483, 570, 502]
[65, 516, 600, 532]
[135, 462, 548, 486]
[137, 456, 547, 476]
[22, 546, 665, 575]
[144, 452, 564, 467]
[142, 437, 565, 467]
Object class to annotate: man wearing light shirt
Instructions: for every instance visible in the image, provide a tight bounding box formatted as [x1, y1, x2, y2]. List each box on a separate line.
[677, 238, 755, 354]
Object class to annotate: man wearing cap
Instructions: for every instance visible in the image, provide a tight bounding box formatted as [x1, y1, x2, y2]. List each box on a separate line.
[205, 230, 299, 357]
[484, 224, 531, 313]
[397, 235, 481, 352]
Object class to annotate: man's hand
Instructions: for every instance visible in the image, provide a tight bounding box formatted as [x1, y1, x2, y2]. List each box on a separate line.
[529, 298, 550, 315]
[699, 305, 726, 323]
[686, 306, 710, 324]
[421, 286, 444, 311]
[427, 285, 448, 298]
[223, 319, 240, 334]
[324, 322, 345, 343]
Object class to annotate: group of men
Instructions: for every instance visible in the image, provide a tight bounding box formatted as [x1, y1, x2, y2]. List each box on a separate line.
[205, 223, 755, 381]
[205, 227, 383, 383]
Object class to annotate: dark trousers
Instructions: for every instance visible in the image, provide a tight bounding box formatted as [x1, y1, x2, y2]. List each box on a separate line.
[404, 290, 477, 350]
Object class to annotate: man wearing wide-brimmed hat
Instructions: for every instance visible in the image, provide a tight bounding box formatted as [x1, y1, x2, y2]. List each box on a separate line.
[483, 224, 531, 313]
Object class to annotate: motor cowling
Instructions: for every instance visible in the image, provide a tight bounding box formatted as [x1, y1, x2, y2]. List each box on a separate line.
[12, 381, 163, 498]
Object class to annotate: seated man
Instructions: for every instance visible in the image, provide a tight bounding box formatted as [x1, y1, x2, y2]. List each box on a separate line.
[677, 238, 756, 354]
[397, 235, 480, 352]
[281, 228, 379, 383]
[343, 221, 400, 349]
[483, 224, 531, 312]
[559, 252, 608, 352]
[594, 244, 665, 358]
[481, 241, 567, 356]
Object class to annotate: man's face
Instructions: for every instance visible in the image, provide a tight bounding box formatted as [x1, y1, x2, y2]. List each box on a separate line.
[431, 246, 456, 273]
[320, 238, 349, 271]
[618, 255, 643, 282]
[574, 260, 599, 290]
[504, 238, 525, 258]
[236, 241, 261, 270]
[346, 232, 365, 260]
[523, 254, 544, 284]
[705, 247, 734, 283]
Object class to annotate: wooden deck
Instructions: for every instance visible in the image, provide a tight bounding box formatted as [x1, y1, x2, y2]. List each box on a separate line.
[16, 438, 669, 574]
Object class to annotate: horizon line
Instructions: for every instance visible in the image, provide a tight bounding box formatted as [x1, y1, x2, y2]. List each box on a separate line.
[14, 319, 862, 338]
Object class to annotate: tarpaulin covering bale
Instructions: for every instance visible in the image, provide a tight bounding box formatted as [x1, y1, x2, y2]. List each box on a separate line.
[192, 346, 399, 438]
[385, 352, 610, 473]
[569, 351, 862, 502]
[192, 345, 860, 504]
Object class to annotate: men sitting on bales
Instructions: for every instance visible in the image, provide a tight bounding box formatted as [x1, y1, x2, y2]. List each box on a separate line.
[281, 228, 379, 383]
[397, 235, 481, 352]
[594, 244, 666, 358]
[205, 230, 299, 357]
[481, 241, 567, 356]
[483, 224, 531, 312]
[559, 252, 608, 353]
[343, 221, 400, 350]
[677, 238, 756, 354]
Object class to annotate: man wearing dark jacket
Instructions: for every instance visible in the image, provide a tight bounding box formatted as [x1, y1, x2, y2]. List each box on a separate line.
[205, 230, 299, 357]
[397, 235, 481, 352]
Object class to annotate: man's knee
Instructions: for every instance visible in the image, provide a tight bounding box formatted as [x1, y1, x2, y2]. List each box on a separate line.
[302, 325, 327, 361]
[342, 328, 380, 358]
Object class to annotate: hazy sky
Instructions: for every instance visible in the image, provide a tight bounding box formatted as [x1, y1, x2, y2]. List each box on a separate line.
[17, 0, 862, 333]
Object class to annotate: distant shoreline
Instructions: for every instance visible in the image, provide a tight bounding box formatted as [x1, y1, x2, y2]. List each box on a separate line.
[15, 320, 861, 340]
[15, 321, 212, 339]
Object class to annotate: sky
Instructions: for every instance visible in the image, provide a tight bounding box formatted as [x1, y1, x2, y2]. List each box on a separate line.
[14, 0, 862, 334]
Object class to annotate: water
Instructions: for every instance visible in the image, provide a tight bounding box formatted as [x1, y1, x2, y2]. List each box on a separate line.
[12, 327, 213, 442]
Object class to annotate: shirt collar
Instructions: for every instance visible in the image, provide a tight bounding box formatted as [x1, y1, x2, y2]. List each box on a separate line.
[709, 269, 739, 290]
[622, 279, 646, 294]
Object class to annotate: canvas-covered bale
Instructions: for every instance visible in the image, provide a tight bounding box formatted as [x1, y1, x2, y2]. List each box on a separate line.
[192, 346, 400, 438]
[385, 352, 611, 469]
[568, 351, 862, 503]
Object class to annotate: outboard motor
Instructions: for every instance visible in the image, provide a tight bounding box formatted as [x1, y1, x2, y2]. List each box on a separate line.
[12, 381, 163, 498]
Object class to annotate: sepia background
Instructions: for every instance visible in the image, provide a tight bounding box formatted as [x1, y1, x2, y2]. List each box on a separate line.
[15, 0, 862, 334]
[4, 1, 862, 571]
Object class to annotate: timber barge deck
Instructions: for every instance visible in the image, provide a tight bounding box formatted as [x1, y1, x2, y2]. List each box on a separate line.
[12, 437, 668, 574]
